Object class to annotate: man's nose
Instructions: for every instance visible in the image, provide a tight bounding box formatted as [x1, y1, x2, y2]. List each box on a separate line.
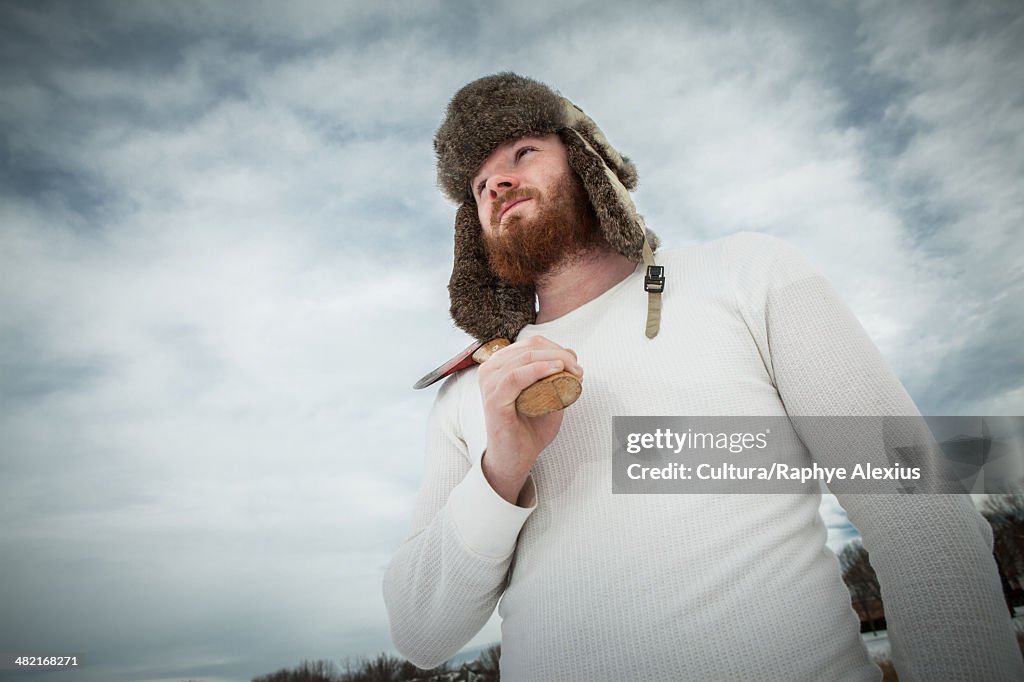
[486, 173, 518, 196]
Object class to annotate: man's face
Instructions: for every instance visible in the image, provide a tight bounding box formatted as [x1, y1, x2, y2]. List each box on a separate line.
[471, 134, 600, 285]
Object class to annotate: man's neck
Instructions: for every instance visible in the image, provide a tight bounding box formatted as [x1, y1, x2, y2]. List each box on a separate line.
[534, 246, 638, 324]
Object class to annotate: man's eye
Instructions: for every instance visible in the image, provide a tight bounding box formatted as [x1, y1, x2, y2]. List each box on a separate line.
[515, 146, 537, 161]
[476, 180, 486, 196]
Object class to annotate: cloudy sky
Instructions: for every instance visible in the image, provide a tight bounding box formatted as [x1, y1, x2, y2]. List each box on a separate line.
[1, 1, 1022, 680]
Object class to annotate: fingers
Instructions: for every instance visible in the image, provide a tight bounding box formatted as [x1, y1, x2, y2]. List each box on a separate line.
[496, 359, 570, 401]
[477, 336, 575, 496]
[486, 336, 583, 378]
[478, 335, 583, 413]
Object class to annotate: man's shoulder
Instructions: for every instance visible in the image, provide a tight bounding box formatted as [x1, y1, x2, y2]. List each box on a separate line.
[656, 230, 791, 269]
[435, 361, 479, 406]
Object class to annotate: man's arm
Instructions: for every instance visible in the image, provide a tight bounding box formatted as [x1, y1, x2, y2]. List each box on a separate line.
[383, 337, 580, 667]
[742, 234, 1023, 680]
[383, 366, 546, 669]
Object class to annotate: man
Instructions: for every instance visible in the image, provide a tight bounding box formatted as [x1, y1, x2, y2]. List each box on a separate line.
[383, 73, 1021, 680]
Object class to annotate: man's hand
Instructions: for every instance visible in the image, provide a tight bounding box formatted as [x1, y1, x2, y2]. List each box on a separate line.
[477, 335, 583, 504]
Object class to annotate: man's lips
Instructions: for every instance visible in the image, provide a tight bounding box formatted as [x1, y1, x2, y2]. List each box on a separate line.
[498, 198, 529, 222]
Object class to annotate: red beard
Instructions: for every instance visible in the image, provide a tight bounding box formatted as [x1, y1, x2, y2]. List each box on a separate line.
[483, 172, 602, 286]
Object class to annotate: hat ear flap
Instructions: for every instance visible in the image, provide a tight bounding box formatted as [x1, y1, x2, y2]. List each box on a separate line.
[562, 129, 659, 261]
[448, 202, 536, 341]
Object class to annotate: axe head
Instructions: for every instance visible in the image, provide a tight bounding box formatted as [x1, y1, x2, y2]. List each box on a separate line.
[413, 339, 488, 389]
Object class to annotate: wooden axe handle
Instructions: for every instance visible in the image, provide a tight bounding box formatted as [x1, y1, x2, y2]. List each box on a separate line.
[472, 338, 583, 417]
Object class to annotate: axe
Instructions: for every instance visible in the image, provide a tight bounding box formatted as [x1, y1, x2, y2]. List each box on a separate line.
[413, 338, 582, 417]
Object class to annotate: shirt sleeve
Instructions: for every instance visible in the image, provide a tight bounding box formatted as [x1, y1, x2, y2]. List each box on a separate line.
[382, 370, 536, 669]
[736, 233, 1023, 681]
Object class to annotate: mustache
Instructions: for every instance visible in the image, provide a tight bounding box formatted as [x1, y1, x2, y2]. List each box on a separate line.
[490, 187, 541, 227]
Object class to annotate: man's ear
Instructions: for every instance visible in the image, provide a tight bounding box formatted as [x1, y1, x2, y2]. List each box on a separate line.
[562, 129, 657, 262]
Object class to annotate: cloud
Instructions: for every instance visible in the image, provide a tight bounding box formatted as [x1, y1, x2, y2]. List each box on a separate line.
[1, 1, 1021, 680]
[2, 5, 469, 676]
[848, 0, 1024, 413]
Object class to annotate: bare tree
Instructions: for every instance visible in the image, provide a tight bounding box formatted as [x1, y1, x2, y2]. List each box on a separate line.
[982, 493, 1024, 612]
[254, 659, 340, 682]
[839, 542, 885, 634]
[341, 653, 405, 682]
[476, 644, 500, 680]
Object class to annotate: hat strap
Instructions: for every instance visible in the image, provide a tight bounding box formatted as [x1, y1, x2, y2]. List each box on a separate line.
[642, 236, 663, 338]
[560, 98, 664, 339]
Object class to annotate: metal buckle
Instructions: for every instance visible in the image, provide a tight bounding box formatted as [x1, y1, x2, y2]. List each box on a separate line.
[644, 265, 665, 293]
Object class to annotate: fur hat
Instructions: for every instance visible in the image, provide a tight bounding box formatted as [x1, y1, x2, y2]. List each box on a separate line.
[435, 72, 661, 341]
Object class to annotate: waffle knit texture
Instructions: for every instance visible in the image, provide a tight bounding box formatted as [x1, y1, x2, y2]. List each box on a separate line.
[383, 232, 1022, 681]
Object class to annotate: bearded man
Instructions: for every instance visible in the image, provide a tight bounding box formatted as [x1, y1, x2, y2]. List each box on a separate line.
[382, 73, 1022, 681]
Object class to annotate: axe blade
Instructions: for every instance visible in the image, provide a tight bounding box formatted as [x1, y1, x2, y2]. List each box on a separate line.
[413, 339, 487, 389]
